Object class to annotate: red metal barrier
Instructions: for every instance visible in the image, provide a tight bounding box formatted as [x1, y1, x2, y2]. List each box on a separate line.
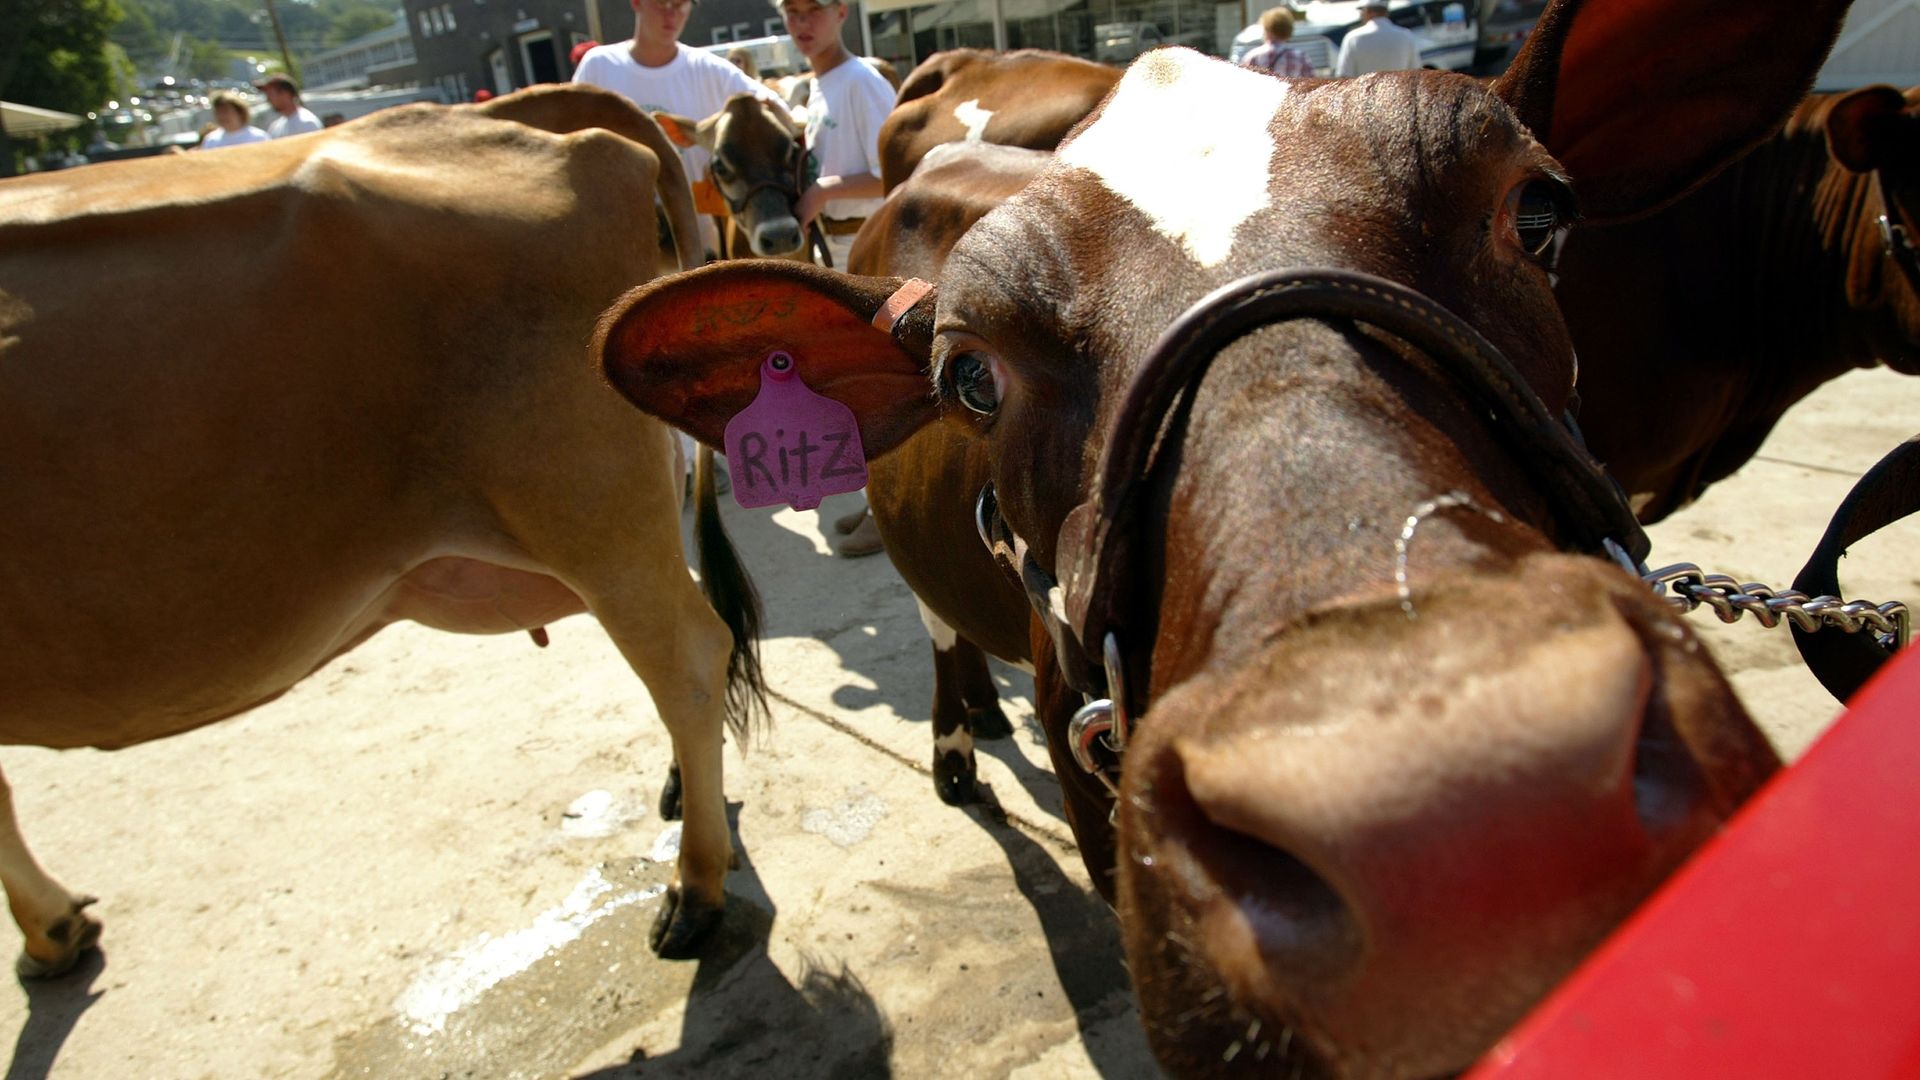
[1467, 646, 1920, 1079]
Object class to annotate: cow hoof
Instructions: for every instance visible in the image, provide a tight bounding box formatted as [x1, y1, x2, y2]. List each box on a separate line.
[967, 703, 1014, 741]
[935, 750, 980, 806]
[658, 766, 684, 822]
[648, 884, 723, 959]
[16, 897, 102, 980]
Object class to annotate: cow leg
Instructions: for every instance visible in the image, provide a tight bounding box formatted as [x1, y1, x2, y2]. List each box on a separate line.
[956, 638, 1013, 740]
[657, 761, 683, 821]
[920, 599, 1000, 805]
[595, 588, 735, 959]
[0, 766, 100, 978]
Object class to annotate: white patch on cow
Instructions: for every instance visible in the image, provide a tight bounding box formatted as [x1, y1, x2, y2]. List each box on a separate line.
[395, 868, 662, 1036]
[953, 98, 994, 142]
[935, 729, 974, 756]
[915, 597, 960, 652]
[800, 786, 888, 848]
[1056, 49, 1286, 268]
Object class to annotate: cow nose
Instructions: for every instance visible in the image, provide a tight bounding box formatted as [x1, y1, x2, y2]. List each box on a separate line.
[1128, 609, 1729, 1069]
[752, 218, 803, 257]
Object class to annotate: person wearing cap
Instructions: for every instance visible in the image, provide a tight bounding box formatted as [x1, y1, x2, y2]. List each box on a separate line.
[777, 0, 895, 558]
[197, 91, 270, 150]
[779, 0, 890, 270]
[1335, 1, 1420, 76]
[254, 73, 323, 138]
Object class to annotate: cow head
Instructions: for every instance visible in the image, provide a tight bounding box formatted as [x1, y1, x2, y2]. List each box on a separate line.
[1823, 84, 1920, 365]
[599, 1, 1851, 1074]
[658, 94, 809, 258]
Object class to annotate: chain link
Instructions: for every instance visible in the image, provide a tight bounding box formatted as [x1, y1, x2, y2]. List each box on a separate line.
[1641, 562, 1912, 652]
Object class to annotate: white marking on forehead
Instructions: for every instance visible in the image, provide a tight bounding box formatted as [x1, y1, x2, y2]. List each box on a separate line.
[1057, 49, 1287, 268]
[954, 98, 994, 142]
[915, 597, 960, 652]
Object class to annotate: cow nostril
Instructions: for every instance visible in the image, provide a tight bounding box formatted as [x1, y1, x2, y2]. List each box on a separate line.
[753, 219, 803, 256]
[1147, 746, 1363, 985]
[1629, 698, 1712, 836]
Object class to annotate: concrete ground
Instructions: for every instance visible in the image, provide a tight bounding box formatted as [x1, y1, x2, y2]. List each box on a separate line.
[2, 366, 1915, 1080]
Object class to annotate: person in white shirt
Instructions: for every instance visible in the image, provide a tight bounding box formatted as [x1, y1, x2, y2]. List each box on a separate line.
[254, 74, 324, 138]
[777, 0, 896, 557]
[779, 0, 892, 271]
[198, 91, 270, 150]
[1334, 1, 1421, 76]
[572, 0, 788, 256]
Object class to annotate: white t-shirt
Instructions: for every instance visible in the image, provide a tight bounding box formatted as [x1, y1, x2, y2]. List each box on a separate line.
[268, 107, 324, 138]
[200, 125, 270, 149]
[803, 56, 894, 222]
[1334, 18, 1421, 76]
[572, 41, 785, 181]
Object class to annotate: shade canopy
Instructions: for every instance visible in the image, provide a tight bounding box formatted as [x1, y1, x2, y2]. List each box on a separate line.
[1, 101, 87, 136]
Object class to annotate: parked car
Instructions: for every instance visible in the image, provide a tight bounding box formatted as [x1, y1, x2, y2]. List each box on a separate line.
[1094, 21, 1212, 64]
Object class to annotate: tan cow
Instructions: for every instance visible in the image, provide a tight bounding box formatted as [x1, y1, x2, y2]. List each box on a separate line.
[0, 84, 762, 977]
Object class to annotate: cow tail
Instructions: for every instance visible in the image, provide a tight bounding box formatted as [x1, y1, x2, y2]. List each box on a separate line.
[692, 445, 769, 742]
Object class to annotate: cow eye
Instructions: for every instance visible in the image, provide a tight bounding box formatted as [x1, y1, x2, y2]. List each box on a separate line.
[1508, 178, 1571, 258]
[950, 352, 1000, 414]
[710, 157, 734, 182]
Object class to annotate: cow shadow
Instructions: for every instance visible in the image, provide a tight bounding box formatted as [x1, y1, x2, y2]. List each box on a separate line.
[574, 803, 894, 1080]
[4, 950, 107, 1080]
[960, 788, 1147, 1076]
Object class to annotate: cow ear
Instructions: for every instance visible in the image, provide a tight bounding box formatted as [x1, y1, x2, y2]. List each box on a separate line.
[652, 111, 701, 149]
[1495, 0, 1854, 222]
[596, 261, 939, 455]
[1824, 85, 1911, 173]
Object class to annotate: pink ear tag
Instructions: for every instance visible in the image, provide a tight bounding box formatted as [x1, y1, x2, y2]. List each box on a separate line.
[722, 351, 868, 511]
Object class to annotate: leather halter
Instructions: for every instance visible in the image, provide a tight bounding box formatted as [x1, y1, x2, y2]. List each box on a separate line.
[1875, 169, 1920, 302]
[980, 268, 1651, 727]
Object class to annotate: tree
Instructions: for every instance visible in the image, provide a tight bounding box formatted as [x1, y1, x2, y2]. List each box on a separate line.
[0, 0, 127, 176]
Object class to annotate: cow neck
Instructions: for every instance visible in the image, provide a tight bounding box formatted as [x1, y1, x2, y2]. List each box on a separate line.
[989, 268, 1649, 729]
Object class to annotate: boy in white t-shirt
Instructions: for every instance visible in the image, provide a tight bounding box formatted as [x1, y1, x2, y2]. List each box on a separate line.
[572, 0, 788, 255]
[780, 0, 893, 271]
[779, 0, 897, 557]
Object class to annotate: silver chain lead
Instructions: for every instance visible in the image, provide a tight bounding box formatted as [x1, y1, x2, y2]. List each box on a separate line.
[1640, 561, 1911, 652]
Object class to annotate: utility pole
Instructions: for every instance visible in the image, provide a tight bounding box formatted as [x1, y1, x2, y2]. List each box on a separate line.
[262, 0, 300, 83]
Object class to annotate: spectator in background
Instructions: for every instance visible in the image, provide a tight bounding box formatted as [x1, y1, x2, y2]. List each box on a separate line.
[254, 73, 324, 138]
[779, 0, 895, 557]
[321, 112, 347, 127]
[473, 89, 495, 102]
[1334, 0, 1419, 75]
[197, 91, 270, 150]
[725, 46, 759, 79]
[571, 0, 786, 257]
[1241, 7, 1314, 77]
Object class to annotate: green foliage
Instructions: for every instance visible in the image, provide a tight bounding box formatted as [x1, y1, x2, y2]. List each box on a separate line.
[1, 0, 127, 114]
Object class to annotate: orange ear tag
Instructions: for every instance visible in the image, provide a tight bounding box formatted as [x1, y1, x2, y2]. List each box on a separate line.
[722, 351, 869, 510]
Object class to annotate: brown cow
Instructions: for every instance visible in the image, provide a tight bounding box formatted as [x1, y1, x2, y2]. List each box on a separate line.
[879, 48, 1120, 192]
[657, 93, 811, 260]
[0, 84, 762, 977]
[596, 0, 1855, 1069]
[849, 143, 1052, 805]
[1560, 84, 1920, 522]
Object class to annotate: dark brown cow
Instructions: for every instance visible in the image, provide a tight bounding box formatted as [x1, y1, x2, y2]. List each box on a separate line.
[0, 84, 761, 977]
[849, 143, 1051, 806]
[1561, 84, 1920, 522]
[878, 48, 1120, 192]
[596, 0, 1853, 1073]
